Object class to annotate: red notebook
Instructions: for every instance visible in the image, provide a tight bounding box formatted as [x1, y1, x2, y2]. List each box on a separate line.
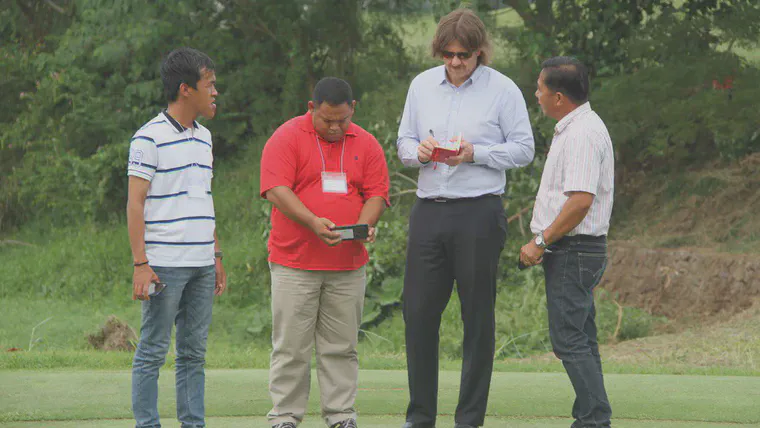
[431, 134, 462, 162]
[431, 146, 461, 162]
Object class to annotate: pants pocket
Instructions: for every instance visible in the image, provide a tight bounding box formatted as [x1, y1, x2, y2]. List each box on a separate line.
[578, 252, 607, 291]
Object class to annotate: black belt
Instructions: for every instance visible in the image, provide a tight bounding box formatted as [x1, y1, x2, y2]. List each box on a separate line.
[420, 194, 500, 203]
[554, 234, 607, 244]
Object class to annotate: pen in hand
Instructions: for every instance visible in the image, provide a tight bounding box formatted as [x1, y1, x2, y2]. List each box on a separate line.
[428, 129, 438, 169]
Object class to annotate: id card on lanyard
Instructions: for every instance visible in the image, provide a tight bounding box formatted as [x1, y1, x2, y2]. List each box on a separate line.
[316, 135, 348, 194]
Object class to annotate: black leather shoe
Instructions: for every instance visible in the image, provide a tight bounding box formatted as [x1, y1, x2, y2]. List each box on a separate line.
[454, 424, 477, 428]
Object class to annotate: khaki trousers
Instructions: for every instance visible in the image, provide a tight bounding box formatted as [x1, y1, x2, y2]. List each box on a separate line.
[267, 263, 366, 426]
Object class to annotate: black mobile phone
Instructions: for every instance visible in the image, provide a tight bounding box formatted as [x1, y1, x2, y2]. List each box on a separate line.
[149, 281, 166, 296]
[332, 224, 370, 241]
[517, 257, 529, 270]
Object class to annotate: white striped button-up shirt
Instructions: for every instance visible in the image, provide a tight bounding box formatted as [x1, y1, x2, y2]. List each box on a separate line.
[530, 102, 614, 237]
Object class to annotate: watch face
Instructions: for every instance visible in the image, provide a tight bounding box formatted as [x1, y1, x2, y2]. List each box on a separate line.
[534, 235, 541, 245]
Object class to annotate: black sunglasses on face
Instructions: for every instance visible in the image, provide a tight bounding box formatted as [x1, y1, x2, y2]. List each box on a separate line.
[441, 50, 474, 60]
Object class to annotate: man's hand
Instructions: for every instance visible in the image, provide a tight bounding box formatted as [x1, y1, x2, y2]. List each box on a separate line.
[417, 136, 438, 164]
[520, 240, 545, 267]
[214, 258, 227, 296]
[361, 226, 377, 244]
[443, 139, 474, 166]
[133, 264, 160, 301]
[310, 217, 342, 246]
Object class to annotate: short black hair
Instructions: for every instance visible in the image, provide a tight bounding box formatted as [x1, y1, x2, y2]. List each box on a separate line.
[540, 56, 590, 104]
[160, 47, 215, 102]
[312, 77, 353, 106]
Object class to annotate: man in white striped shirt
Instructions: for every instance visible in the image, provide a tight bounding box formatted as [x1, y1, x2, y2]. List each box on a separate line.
[521, 56, 614, 428]
[127, 47, 226, 428]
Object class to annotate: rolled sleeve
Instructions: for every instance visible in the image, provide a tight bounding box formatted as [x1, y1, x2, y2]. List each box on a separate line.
[563, 133, 602, 196]
[127, 135, 158, 181]
[472, 86, 535, 170]
[260, 127, 297, 198]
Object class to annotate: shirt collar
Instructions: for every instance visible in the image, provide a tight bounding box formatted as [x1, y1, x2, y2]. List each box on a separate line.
[298, 111, 358, 138]
[162, 109, 199, 133]
[438, 65, 485, 87]
[554, 102, 591, 136]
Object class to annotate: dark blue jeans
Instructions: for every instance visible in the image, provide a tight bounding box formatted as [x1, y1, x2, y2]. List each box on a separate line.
[543, 236, 612, 428]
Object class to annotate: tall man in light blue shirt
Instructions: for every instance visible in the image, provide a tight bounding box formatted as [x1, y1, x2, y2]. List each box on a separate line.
[396, 9, 534, 428]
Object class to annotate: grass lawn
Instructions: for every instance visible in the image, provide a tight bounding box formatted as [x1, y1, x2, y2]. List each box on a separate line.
[1, 369, 759, 427]
[3, 416, 757, 427]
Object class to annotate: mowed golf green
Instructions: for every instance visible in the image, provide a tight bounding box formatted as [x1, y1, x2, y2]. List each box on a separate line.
[2, 369, 759, 427]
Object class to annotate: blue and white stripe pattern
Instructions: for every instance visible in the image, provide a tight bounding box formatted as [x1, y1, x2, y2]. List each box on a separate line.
[530, 102, 614, 237]
[127, 111, 216, 267]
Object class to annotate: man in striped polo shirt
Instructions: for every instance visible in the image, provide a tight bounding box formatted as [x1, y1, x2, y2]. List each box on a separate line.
[127, 47, 226, 428]
[521, 56, 614, 428]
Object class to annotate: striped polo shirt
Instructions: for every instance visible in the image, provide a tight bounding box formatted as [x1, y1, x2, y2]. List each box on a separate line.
[127, 110, 215, 267]
[530, 102, 614, 237]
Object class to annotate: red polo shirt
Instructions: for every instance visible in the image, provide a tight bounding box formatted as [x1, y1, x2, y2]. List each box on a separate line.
[260, 112, 390, 271]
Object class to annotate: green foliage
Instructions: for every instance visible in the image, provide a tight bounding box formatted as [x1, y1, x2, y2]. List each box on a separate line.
[593, 53, 760, 170]
[490, 0, 760, 173]
[1, 0, 757, 364]
[502, 0, 664, 76]
[0, 0, 413, 231]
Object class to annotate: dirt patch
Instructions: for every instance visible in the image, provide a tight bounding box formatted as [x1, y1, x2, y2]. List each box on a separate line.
[613, 153, 760, 252]
[87, 315, 138, 351]
[599, 242, 760, 320]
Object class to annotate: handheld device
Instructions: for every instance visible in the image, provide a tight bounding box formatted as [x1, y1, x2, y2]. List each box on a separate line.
[332, 224, 370, 241]
[148, 281, 166, 296]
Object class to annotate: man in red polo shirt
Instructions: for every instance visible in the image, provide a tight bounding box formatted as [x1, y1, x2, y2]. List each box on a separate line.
[260, 77, 390, 428]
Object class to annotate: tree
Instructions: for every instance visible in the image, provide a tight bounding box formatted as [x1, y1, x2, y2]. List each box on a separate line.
[0, 0, 412, 231]
[497, 0, 760, 76]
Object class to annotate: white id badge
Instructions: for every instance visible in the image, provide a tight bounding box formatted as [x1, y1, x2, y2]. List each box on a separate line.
[321, 171, 348, 194]
[187, 166, 207, 199]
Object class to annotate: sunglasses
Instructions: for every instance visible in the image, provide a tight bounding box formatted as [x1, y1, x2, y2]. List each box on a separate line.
[441, 50, 474, 60]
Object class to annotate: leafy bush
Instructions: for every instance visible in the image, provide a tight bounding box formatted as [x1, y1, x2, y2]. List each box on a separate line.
[593, 53, 760, 172]
[0, 0, 413, 232]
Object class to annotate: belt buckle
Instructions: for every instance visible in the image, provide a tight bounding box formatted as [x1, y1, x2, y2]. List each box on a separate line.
[433, 198, 448, 203]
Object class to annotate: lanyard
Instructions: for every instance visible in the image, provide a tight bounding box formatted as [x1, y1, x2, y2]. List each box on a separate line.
[314, 134, 346, 173]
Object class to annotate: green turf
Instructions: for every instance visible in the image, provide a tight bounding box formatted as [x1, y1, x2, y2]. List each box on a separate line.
[3, 416, 759, 427]
[1, 370, 759, 426]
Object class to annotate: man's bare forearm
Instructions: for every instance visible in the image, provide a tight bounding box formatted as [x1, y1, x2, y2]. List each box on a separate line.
[357, 197, 387, 226]
[543, 192, 594, 244]
[127, 176, 151, 263]
[265, 186, 318, 228]
[127, 201, 147, 263]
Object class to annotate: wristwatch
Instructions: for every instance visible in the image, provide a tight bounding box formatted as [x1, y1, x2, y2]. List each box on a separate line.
[534, 232, 547, 249]
[215, 251, 223, 260]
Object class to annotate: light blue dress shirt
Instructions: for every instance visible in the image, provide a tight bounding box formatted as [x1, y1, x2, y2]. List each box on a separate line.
[397, 65, 535, 199]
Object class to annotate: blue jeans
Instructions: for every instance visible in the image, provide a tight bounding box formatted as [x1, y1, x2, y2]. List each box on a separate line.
[543, 236, 612, 428]
[132, 265, 215, 428]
